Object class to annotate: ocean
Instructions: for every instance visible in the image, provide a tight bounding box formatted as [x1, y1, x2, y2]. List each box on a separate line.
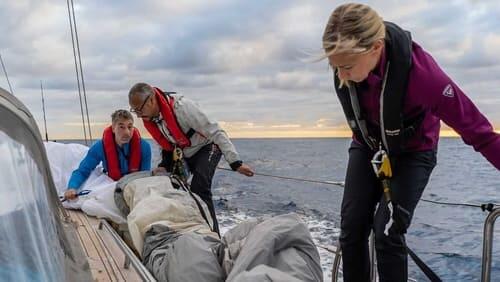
[65, 137, 500, 281]
[210, 137, 500, 281]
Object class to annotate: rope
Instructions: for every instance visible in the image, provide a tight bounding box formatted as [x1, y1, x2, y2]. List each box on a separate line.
[217, 166, 498, 211]
[217, 167, 345, 187]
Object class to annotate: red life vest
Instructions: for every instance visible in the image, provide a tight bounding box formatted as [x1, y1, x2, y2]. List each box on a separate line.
[143, 87, 191, 151]
[102, 126, 142, 181]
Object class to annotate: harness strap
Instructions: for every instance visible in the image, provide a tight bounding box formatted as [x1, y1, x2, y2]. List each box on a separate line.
[347, 83, 378, 150]
[407, 247, 442, 281]
[371, 150, 441, 281]
[172, 176, 217, 235]
[161, 91, 197, 140]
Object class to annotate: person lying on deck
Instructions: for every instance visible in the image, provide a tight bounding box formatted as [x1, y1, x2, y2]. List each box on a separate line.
[64, 109, 152, 200]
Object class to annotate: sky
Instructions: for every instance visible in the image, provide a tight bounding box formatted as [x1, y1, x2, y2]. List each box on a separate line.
[1, 0, 500, 139]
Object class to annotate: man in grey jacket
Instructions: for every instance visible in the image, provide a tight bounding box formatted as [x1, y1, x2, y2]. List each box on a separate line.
[128, 82, 254, 234]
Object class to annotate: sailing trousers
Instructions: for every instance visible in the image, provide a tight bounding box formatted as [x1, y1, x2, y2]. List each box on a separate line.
[185, 143, 222, 235]
[340, 142, 436, 282]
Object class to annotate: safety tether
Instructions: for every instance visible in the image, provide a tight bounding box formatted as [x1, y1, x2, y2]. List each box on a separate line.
[371, 149, 442, 282]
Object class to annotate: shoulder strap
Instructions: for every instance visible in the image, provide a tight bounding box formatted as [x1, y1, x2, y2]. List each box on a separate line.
[127, 128, 142, 173]
[160, 91, 197, 140]
[380, 21, 413, 155]
[102, 126, 122, 181]
[347, 83, 378, 150]
[334, 72, 377, 150]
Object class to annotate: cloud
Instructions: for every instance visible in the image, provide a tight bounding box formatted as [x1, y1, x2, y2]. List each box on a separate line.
[270, 124, 301, 128]
[1, 0, 499, 139]
[314, 118, 346, 129]
[258, 71, 318, 91]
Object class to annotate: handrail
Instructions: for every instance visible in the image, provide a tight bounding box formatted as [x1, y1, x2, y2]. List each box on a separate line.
[330, 244, 342, 282]
[330, 208, 500, 282]
[98, 220, 157, 282]
[481, 207, 500, 282]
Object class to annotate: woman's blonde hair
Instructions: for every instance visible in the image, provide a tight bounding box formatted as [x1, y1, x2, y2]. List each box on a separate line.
[322, 3, 385, 57]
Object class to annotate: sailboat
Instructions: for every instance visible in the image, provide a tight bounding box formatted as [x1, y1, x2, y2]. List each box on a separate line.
[0, 3, 325, 281]
[1, 86, 327, 282]
[0, 87, 156, 281]
[2, 1, 499, 280]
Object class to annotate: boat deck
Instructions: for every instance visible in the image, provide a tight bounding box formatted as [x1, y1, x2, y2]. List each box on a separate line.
[67, 209, 143, 282]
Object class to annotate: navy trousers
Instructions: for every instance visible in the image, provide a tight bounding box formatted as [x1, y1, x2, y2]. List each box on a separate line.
[340, 142, 436, 282]
[185, 143, 222, 235]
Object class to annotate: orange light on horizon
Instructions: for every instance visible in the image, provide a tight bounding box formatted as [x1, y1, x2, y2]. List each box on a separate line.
[40, 121, 499, 140]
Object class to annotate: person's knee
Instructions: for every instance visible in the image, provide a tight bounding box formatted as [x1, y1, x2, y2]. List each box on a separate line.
[373, 225, 406, 254]
[190, 181, 212, 196]
[340, 217, 371, 246]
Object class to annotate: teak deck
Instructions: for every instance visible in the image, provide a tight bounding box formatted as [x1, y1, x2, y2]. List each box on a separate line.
[67, 210, 142, 282]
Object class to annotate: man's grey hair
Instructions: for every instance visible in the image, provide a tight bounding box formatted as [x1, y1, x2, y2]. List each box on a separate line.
[111, 109, 134, 124]
[129, 82, 154, 101]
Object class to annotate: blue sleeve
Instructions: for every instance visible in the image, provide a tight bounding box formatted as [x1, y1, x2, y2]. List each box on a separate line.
[67, 141, 104, 190]
[140, 139, 152, 171]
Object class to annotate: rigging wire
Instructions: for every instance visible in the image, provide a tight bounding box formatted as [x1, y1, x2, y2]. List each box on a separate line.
[66, 0, 88, 145]
[0, 53, 14, 95]
[40, 81, 49, 142]
[70, 0, 92, 143]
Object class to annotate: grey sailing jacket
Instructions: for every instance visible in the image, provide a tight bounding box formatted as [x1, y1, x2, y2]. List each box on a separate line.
[157, 95, 240, 164]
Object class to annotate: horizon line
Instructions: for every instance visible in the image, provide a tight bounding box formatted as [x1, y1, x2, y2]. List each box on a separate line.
[48, 135, 465, 141]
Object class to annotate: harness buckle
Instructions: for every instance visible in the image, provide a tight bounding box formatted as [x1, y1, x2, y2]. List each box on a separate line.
[371, 150, 392, 179]
[172, 146, 190, 183]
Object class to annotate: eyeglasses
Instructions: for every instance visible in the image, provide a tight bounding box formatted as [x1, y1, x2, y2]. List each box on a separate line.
[130, 94, 151, 115]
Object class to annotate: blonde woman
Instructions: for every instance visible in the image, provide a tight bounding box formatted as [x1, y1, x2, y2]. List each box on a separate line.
[322, 3, 500, 281]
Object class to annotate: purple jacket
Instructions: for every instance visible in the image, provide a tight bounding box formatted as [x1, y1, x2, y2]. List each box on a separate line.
[355, 41, 500, 170]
